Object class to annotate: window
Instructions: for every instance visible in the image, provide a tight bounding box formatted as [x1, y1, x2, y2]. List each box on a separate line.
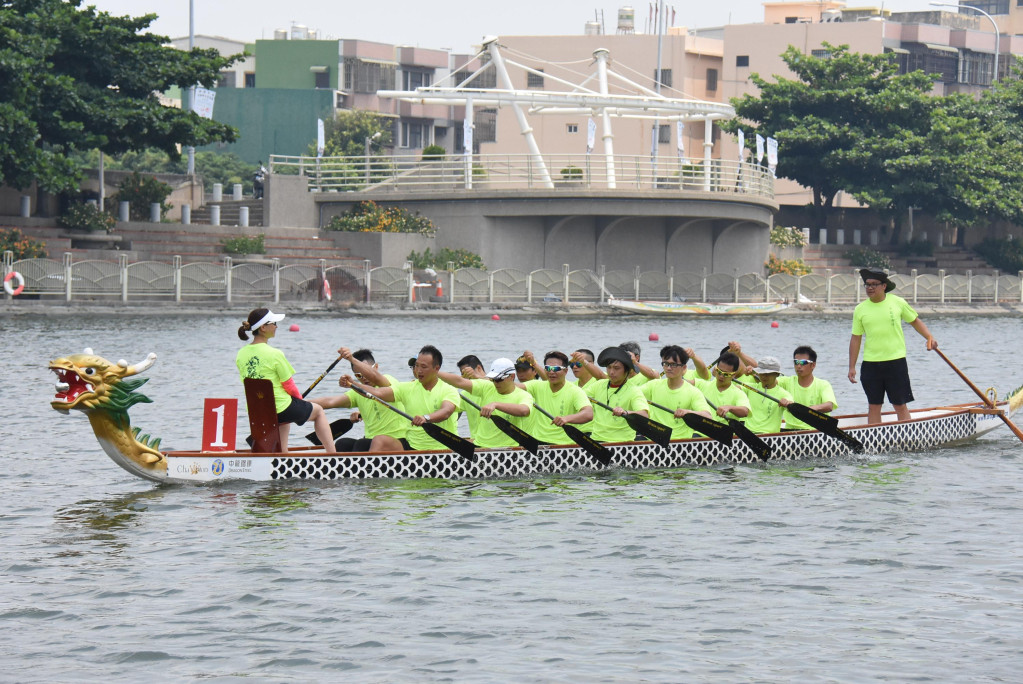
[216, 71, 235, 88]
[475, 108, 497, 144]
[785, 16, 799, 23]
[403, 69, 433, 90]
[527, 69, 545, 88]
[736, 55, 750, 67]
[567, 123, 579, 133]
[401, 121, 429, 149]
[658, 124, 671, 143]
[343, 58, 397, 93]
[966, 0, 1008, 13]
[244, 72, 256, 88]
[706, 68, 718, 92]
[811, 49, 832, 60]
[653, 68, 672, 88]
[314, 69, 329, 89]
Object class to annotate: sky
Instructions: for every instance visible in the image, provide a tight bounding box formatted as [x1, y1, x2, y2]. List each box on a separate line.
[83, 0, 929, 53]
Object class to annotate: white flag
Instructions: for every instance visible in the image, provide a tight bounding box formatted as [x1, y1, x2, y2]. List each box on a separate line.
[587, 118, 597, 153]
[737, 129, 745, 162]
[756, 134, 765, 164]
[767, 136, 778, 176]
[317, 118, 325, 158]
[193, 87, 215, 119]
[463, 94, 474, 156]
[676, 121, 684, 158]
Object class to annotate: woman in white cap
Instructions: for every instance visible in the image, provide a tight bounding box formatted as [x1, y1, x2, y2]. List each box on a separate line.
[236, 308, 336, 453]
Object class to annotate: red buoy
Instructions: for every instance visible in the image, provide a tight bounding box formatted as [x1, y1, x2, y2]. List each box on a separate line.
[289, 323, 300, 332]
[770, 321, 779, 329]
[492, 314, 501, 321]
[649, 332, 659, 341]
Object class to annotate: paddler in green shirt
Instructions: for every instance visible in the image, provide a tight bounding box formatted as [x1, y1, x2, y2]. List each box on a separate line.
[519, 350, 593, 444]
[585, 346, 651, 443]
[694, 352, 751, 425]
[738, 356, 794, 434]
[730, 342, 837, 432]
[317, 347, 407, 451]
[342, 345, 460, 452]
[438, 357, 534, 449]
[641, 345, 713, 439]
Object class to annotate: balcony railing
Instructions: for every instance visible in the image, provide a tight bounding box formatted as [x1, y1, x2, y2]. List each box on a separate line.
[268, 153, 775, 200]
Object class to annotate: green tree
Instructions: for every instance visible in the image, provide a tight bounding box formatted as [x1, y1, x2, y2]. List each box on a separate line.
[726, 44, 935, 231]
[312, 110, 393, 157]
[0, 0, 238, 192]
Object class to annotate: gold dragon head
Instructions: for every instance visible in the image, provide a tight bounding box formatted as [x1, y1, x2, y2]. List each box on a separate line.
[50, 349, 157, 414]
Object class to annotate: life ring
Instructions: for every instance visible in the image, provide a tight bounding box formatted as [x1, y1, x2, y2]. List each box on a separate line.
[4, 271, 24, 296]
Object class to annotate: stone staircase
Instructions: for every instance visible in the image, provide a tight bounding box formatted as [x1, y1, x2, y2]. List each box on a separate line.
[190, 198, 264, 227]
[801, 244, 994, 275]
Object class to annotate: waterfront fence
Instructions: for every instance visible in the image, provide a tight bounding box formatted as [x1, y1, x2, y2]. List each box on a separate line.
[5, 252, 1021, 306]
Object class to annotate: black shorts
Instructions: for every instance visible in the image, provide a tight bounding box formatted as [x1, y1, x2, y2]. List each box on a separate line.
[277, 396, 314, 426]
[335, 437, 374, 452]
[861, 358, 914, 406]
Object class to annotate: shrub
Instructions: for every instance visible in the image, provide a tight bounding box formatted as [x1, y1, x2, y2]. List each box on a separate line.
[407, 247, 486, 270]
[421, 145, 445, 161]
[221, 234, 265, 255]
[560, 166, 583, 181]
[844, 247, 890, 269]
[770, 225, 808, 248]
[325, 200, 436, 236]
[114, 172, 172, 221]
[58, 202, 116, 233]
[765, 253, 812, 276]
[0, 227, 48, 259]
[898, 237, 934, 257]
[974, 237, 1023, 273]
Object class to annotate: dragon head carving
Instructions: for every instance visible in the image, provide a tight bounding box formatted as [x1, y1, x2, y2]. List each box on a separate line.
[49, 349, 166, 478]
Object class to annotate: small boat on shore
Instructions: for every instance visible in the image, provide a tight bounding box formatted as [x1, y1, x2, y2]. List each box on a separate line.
[608, 298, 791, 315]
[50, 350, 1018, 485]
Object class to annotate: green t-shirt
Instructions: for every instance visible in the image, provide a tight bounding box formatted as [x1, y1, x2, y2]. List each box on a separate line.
[464, 379, 535, 449]
[460, 394, 483, 440]
[852, 293, 918, 362]
[236, 342, 295, 413]
[392, 379, 461, 451]
[585, 379, 650, 443]
[524, 379, 591, 444]
[741, 380, 794, 434]
[346, 374, 407, 440]
[695, 378, 751, 425]
[776, 376, 838, 431]
[626, 373, 651, 389]
[641, 378, 711, 439]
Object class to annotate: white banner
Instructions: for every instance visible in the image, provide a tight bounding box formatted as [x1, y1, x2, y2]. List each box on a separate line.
[756, 134, 765, 164]
[587, 118, 596, 153]
[316, 118, 325, 158]
[193, 87, 215, 119]
[676, 121, 684, 158]
[463, 95, 474, 156]
[767, 136, 778, 176]
[737, 129, 745, 162]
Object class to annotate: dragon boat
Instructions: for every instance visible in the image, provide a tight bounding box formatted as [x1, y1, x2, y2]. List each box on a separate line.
[50, 349, 1020, 485]
[608, 299, 791, 315]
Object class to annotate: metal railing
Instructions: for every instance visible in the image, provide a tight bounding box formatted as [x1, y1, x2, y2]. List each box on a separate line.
[4, 252, 1020, 305]
[268, 153, 775, 199]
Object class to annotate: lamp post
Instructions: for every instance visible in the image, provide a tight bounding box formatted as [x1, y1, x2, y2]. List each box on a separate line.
[364, 131, 381, 185]
[930, 1, 999, 86]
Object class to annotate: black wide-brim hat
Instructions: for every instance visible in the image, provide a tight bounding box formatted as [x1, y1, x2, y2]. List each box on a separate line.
[859, 268, 896, 293]
[597, 346, 636, 373]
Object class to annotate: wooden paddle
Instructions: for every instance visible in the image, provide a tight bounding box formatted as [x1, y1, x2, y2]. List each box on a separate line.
[646, 400, 733, 446]
[934, 348, 1023, 443]
[247, 355, 346, 447]
[529, 403, 613, 466]
[589, 397, 672, 449]
[458, 393, 542, 456]
[733, 378, 864, 453]
[349, 384, 476, 461]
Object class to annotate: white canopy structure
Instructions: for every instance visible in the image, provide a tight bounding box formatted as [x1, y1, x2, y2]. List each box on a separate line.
[378, 37, 735, 190]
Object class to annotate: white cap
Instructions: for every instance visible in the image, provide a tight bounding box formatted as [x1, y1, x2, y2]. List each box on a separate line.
[486, 357, 516, 380]
[252, 310, 285, 330]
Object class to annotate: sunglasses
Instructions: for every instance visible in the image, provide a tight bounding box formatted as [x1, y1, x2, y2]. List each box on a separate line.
[864, 281, 883, 288]
[714, 368, 737, 378]
[544, 365, 567, 373]
[569, 361, 584, 368]
[661, 361, 684, 369]
[793, 359, 813, 366]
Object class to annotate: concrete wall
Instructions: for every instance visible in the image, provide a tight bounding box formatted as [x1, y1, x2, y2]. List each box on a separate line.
[323, 231, 433, 266]
[266, 174, 319, 228]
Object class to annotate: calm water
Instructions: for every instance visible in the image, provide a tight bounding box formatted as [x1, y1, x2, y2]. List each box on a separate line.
[3, 312, 1022, 681]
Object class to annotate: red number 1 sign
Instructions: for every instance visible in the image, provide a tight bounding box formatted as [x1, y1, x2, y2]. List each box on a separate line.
[202, 398, 238, 452]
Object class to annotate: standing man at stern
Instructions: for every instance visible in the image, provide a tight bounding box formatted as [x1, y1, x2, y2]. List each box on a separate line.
[848, 269, 938, 424]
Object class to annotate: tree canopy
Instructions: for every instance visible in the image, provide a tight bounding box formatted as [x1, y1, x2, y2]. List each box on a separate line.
[726, 43, 1023, 240]
[0, 0, 239, 192]
[311, 109, 394, 157]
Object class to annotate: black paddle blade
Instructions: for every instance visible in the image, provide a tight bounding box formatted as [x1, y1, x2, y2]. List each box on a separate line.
[491, 415, 542, 456]
[787, 402, 838, 429]
[305, 418, 355, 446]
[830, 426, 865, 453]
[681, 413, 733, 446]
[562, 424, 613, 466]
[623, 413, 672, 449]
[423, 422, 476, 462]
[729, 419, 773, 461]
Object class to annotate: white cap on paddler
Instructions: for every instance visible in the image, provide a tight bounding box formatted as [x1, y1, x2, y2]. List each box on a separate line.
[252, 309, 285, 330]
[486, 357, 516, 380]
[752, 356, 783, 375]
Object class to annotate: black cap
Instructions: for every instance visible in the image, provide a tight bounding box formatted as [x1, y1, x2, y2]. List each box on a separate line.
[597, 346, 636, 373]
[859, 268, 895, 293]
[407, 357, 416, 368]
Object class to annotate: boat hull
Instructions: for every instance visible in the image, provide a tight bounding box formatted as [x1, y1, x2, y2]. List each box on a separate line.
[159, 405, 999, 484]
[609, 300, 791, 315]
